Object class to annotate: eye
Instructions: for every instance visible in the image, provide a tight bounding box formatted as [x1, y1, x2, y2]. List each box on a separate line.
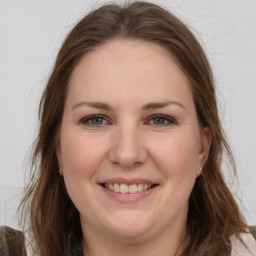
[147, 114, 176, 126]
[79, 115, 109, 126]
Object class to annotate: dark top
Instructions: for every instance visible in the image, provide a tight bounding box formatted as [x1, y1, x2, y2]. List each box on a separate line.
[0, 226, 27, 256]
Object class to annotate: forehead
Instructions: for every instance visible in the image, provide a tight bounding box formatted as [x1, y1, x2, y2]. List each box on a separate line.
[67, 39, 193, 107]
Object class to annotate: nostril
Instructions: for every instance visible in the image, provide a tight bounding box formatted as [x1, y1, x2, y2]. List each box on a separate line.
[108, 134, 147, 167]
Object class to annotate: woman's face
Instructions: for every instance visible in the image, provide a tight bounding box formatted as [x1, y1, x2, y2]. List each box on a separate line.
[57, 39, 211, 243]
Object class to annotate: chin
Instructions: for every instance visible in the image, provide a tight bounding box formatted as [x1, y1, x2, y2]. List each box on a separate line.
[101, 210, 156, 241]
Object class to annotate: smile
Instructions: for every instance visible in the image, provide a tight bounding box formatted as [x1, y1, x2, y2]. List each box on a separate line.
[102, 183, 156, 194]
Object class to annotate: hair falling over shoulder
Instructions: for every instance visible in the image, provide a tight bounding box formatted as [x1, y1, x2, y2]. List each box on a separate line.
[19, 2, 249, 255]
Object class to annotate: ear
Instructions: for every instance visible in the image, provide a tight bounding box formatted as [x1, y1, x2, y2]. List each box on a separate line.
[198, 127, 212, 172]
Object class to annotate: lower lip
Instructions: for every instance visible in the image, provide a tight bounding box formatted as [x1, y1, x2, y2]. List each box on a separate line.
[100, 185, 158, 203]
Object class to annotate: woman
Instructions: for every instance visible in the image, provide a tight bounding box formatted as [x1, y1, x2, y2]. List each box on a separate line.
[19, 1, 256, 255]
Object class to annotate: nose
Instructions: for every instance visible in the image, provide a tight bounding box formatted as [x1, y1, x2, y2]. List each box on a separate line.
[108, 125, 147, 168]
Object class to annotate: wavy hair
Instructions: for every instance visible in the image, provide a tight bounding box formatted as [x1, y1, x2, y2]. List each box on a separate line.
[19, 1, 248, 255]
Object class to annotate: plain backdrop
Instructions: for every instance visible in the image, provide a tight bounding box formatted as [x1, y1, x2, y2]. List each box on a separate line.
[0, 0, 255, 228]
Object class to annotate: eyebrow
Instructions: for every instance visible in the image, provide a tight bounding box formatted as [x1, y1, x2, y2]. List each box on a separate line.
[72, 100, 184, 111]
[72, 101, 113, 111]
[141, 101, 184, 110]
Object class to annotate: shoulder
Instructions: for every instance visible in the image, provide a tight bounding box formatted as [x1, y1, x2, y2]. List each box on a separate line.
[0, 226, 27, 256]
[231, 232, 256, 256]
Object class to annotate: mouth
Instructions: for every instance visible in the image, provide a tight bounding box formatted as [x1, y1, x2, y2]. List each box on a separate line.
[101, 183, 158, 194]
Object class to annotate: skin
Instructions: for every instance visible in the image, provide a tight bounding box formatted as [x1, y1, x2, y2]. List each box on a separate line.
[57, 39, 211, 256]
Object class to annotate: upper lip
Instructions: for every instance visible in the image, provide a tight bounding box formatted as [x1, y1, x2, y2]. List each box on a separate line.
[98, 178, 157, 185]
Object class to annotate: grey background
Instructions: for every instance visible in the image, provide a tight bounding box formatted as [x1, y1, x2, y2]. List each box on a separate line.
[0, 0, 255, 228]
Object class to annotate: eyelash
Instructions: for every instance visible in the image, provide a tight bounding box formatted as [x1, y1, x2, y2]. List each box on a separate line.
[146, 114, 176, 126]
[79, 114, 110, 126]
[79, 114, 176, 127]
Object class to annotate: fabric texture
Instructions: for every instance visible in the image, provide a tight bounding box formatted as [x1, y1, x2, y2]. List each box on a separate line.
[66, 228, 83, 256]
[231, 233, 256, 256]
[251, 226, 256, 240]
[0, 226, 27, 256]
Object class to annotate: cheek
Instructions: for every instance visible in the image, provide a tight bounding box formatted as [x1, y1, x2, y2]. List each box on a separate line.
[60, 132, 108, 213]
[60, 131, 108, 178]
[151, 133, 200, 178]
[143, 133, 200, 223]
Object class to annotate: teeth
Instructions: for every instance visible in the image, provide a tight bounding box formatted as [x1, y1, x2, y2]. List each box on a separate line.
[104, 183, 154, 193]
[120, 184, 128, 193]
[114, 183, 120, 192]
[138, 184, 144, 192]
[128, 184, 137, 193]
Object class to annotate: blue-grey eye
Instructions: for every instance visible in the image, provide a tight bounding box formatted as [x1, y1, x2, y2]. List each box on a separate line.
[90, 117, 104, 125]
[80, 115, 107, 126]
[148, 115, 175, 126]
[152, 117, 167, 125]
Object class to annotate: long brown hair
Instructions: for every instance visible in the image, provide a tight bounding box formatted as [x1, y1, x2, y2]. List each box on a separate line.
[19, 1, 249, 255]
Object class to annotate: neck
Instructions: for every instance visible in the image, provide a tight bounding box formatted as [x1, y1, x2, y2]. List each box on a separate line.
[81, 219, 189, 256]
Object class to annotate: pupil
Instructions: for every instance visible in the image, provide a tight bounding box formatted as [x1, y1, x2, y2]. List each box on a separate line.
[92, 117, 103, 124]
[154, 117, 164, 124]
